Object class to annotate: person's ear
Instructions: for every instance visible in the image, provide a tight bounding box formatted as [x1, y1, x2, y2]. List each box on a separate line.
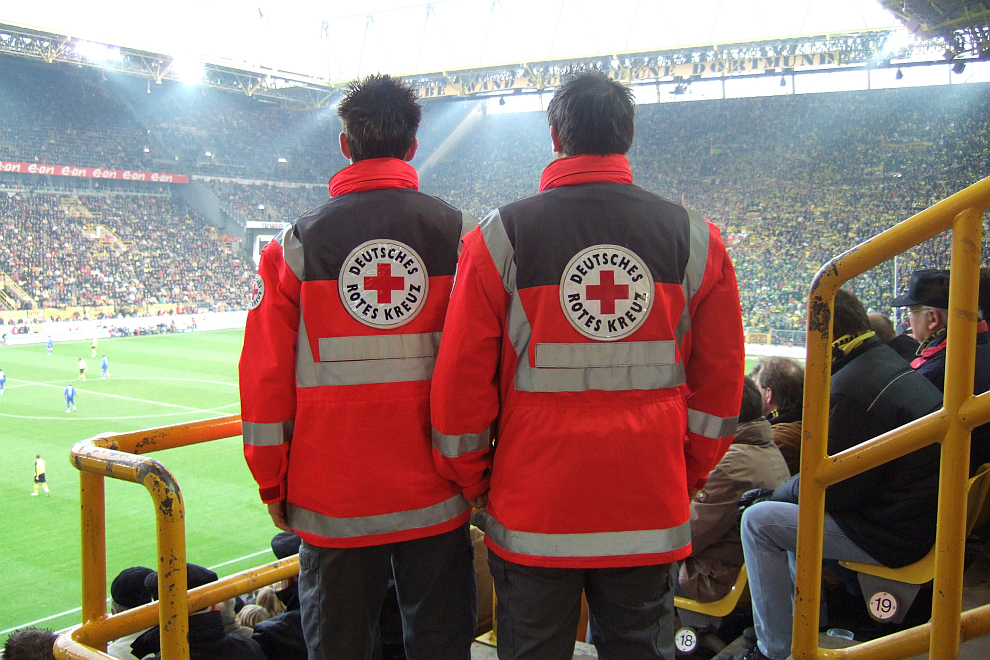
[550, 125, 566, 158]
[339, 133, 351, 161]
[403, 138, 419, 162]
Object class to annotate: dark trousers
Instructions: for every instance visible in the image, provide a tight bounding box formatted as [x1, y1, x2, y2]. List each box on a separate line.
[298, 522, 477, 660]
[488, 551, 675, 660]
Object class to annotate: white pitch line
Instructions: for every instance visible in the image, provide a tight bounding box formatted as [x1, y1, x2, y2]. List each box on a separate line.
[5, 377, 235, 416]
[0, 548, 274, 635]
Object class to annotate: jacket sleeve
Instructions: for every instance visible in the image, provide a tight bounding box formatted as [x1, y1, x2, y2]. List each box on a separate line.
[689, 464, 739, 554]
[430, 226, 506, 501]
[682, 223, 746, 490]
[239, 230, 301, 504]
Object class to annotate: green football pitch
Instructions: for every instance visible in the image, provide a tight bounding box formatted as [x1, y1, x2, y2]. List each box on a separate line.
[0, 328, 764, 642]
[0, 329, 275, 642]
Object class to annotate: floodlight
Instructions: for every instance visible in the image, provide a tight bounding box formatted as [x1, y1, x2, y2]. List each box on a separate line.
[205, 152, 213, 157]
[277, 157, 288, 163]
[143, 148, 150, 153]
[173, 59, 206, 86]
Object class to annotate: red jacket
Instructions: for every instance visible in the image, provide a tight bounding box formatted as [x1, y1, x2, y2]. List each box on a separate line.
[240, 158, 476, 548]
[430, 154, 745, 568]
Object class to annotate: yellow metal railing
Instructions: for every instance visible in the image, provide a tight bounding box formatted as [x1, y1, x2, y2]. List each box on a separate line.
[793, 176, 990, 660]
[54, 416, 299, 660]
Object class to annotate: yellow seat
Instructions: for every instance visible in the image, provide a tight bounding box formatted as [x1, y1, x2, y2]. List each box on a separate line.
[674, 563, 749, 618]
[840, 462, 990, 583]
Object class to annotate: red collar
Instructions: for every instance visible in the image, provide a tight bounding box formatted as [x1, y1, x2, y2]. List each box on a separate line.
[328, 158, 419, 197]
[539, 154, 633, 192]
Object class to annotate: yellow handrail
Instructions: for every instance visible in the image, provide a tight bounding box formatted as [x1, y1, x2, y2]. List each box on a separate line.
[793, 175, 990, 660]
[54, 415, 296, 660]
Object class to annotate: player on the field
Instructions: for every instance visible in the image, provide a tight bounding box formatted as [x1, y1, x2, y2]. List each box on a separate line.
[0, 367, 5, 395]
[101, 355, 110, 379]
[77, 358, 87, 381]
[32, 454, 50, 496]
[65, 384, 77, 412]
[47, 336, 53, 355]
[91, 336, 98, 357]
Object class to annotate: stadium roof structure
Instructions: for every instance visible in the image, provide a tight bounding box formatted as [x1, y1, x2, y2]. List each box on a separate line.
[1, 0, 988, 108]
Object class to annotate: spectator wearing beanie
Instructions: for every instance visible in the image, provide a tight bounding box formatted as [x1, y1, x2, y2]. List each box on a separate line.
[107, 566, 154, 660]
[130, 563, 265, 660]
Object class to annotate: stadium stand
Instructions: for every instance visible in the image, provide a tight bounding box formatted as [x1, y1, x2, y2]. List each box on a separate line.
[2, 52, 989, 334]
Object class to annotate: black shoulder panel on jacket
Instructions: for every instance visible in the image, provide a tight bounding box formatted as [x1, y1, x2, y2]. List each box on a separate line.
[295, 189, 463, 281]
[497, 183, 691, 288]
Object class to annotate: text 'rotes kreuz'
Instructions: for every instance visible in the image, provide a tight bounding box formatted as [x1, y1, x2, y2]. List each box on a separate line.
[559, 244, 653, 341]
[339, 239, 429, 328]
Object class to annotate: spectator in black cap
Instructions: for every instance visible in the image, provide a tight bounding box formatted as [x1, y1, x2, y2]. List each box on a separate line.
[892, 267, 990, 473]
[891, 269, 952, 383]
[107, 566, 154, 660]
[130, 563, 266, 660]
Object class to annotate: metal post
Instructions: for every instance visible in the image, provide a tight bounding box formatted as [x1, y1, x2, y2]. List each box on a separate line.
[791, 279, 834, 659]
[930, 207, 982, 660]
[79, 471, 106, 648]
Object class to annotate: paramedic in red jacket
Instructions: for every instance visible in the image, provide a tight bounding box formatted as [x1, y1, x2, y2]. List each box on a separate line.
[430, 71, 745, 660]
[239, 74, 477, 660]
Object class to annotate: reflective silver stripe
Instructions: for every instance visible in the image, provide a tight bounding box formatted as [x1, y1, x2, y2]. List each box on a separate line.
[297, 317, 437, 387]
[432, 428, 491, 458]
[287, 494, 469, 539]
[535, 341, 676, 368]
[675, 210, 711, 346]
[478, 511, 691, 558]
[242, 421, 293, 446]
[459, 212, 479, 257]
[275, 226, 305, 281]
[479, 210, 517, 293]
[510, 291, 686, 392]
[319, 333, 441, 362]
[687, 409, 738, 439]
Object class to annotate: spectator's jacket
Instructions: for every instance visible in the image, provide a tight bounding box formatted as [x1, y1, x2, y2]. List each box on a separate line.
[240, 158, 476, 548]
[767, 410, 802, 476]
[776, 337, 942, 568]
[679, 418, 789, 602]
[131, 611, 266, 660]
[430, 154, 745, 569]
[911, 321, 990, 473]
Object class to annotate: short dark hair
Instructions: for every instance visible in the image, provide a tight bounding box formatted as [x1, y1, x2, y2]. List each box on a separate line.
[833, 288, 871, 339]
[4, 628, 57, 660]
[868, 312, 896, 343]
[750, 357, 805, 416]
[547, 71, 635, 156]
[337, 74, 422, 162]
[740, 376, 764, 424]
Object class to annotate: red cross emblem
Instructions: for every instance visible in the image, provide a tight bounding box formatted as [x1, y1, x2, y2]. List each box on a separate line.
[251, 282, 261, 298]
[363, 263, 405, 304]
[585, 270, 629, 315]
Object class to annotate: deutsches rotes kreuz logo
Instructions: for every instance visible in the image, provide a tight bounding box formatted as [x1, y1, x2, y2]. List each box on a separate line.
[560, 244, 653, 341]
[339, 239, 429, 328]
[247, 274, 265, 310]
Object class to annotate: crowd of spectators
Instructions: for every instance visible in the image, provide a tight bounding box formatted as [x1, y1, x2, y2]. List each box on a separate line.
[0, 58, 151, 171]
[0, 191, 253, 311]
[205, 181, 328, 225]
[2, 49, 989, 331]
[420, 83, 990, 331]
